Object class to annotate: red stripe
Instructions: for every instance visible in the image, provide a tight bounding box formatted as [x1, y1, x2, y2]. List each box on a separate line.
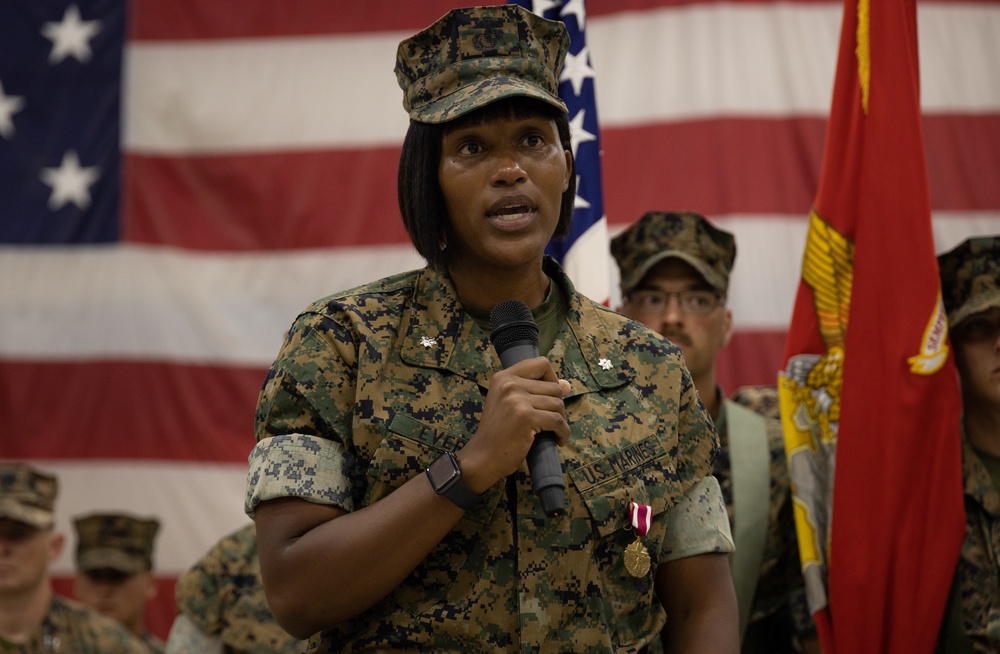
[128, 0, 468, 40]
[603, 117, 826, 221]
[1, 361, 266, 463]
[604, 114, 1000, 224]
[121, 148, 410, 249]
[922, 114, 1000, 211]
[127, 0, 854, 41]
[0, 333, 787, 463]
[123, 115, 1000, 250]
[717, 330, 788, 392]
[588, 0, 841, 15]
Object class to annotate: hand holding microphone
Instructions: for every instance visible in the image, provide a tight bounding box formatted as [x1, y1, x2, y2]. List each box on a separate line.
[489, 300, 567, 517]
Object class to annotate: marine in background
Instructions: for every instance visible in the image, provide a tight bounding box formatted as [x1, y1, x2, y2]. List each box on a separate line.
[72, 512, 164, 653]
[0, 463, 147, 653]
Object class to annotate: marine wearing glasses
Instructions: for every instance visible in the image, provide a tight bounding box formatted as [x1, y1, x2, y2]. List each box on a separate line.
[625, 288, 724, 317]
[611, 210, 821, 653]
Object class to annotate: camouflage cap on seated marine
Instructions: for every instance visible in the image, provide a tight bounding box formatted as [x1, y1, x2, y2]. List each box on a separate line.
[937, 235, 1000, 327]
[0, 463, 58, 529]
[74, 513, 160, 574]
[611, 211, 736, 297]
[395, 5, 569, 124]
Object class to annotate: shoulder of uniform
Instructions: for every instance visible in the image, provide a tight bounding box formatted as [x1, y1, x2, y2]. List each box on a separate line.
[302, 269, 422, 316]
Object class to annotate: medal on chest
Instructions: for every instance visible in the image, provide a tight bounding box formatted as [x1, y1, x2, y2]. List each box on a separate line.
[624, 501, 652, 577]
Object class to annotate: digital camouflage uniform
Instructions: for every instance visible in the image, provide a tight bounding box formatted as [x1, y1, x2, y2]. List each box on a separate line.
[613, 213, 815, 652]
[0, 595, 149, 654]
[942, 437, 1000, 652]
[74, 513, 160, 576]
[171, 523, 303, 654]
[139, 632, 164, 654]
[936, 236, 1000, 652]
[725, 386, 815, 651]
[245, 259, 734, 653]
[72, 513, 164, 653]
[0, 465, 148, 654]
[394, 5, 568, 124]
[730, 386, 781, 422]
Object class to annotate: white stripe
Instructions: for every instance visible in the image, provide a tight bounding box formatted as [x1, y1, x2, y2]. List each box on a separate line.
[611, 211, 1000, 330]
[919, 4, 1000, 113]
[28, 460, 251, 577]
[591, 4, 841, 124]
[4, 213, 998, 362]
[0, 243, 424, 363]
[123, 33, 413, 153]
[593, 4, 1000, 125]
[123, 4, 1000, 154]
[560, 216, 611, 303]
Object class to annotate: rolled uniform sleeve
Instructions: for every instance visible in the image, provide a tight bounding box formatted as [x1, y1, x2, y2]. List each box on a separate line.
[245, 307, 362, 517]
[245, 434, 354, 517]
[656, 358, 732, 562]
[660, 475, 733, 562]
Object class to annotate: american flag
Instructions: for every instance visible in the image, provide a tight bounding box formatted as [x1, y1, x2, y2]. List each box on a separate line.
[510, 0, 610, 304]
[2, 0, 999, 637]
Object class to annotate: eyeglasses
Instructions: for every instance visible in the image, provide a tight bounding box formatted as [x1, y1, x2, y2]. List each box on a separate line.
[625, 289, 723, 317]
[953, 311, 1000, 344]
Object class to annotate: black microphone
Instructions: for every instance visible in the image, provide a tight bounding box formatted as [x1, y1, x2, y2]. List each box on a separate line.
[489, 299, 566, 517]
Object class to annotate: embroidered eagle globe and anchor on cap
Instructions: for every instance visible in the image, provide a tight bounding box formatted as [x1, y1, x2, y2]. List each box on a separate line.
[394, 4, 570, 124]
[0, 464, 58, 529]
[611, 210, 737, 298]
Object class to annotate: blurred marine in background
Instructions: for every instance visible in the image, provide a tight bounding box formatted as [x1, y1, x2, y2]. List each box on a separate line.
[164, 523, 302, 654]
[936, 236, 1000, 654]
[72, 512, 163, 652]
[0, 463, 147, 653]
[612, 211, 819, 653]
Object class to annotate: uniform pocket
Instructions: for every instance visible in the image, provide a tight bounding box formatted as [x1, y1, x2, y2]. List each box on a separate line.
[568, 433, 680, 648]
[367, 414, 497, 617]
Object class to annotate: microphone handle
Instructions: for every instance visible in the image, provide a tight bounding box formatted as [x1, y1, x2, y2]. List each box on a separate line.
[526, 433, 565, 517]
[495, 338, 566, 517]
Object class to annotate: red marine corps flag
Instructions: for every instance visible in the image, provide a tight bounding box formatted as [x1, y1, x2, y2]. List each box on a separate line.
[778, 0, 965, 651]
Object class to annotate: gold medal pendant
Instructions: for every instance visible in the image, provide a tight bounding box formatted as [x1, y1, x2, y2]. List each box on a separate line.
[624, 538, 650, 577]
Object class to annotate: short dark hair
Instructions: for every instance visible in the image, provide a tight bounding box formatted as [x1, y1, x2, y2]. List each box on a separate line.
[397, 97, 576, 271]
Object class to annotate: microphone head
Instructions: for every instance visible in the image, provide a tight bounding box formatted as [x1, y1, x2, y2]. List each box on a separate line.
[489, 300, 539, 352]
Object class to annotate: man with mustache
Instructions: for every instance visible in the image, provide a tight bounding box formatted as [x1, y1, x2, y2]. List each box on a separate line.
[612, 211, 817, 653]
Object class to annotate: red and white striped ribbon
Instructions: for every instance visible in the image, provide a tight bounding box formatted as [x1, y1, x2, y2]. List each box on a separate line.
[628, 501, 651, 537]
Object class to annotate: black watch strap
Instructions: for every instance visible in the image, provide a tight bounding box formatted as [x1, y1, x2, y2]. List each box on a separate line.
[425, 452, 485, 511]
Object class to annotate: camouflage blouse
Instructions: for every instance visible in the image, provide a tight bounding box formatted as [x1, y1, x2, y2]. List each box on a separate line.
[246, 259, 733, 653]
[173, 523, 303, 654]
[1, 595, 147, 653]
[948, 438, 1000, 652]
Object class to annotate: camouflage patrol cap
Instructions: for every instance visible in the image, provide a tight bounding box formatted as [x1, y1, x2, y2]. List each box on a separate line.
[395, 5, 569, 124]
[611, 211, 736, 296]
[0, 463, 58, 529]
[74, 513, 160, 574]
[938, 235, 1000, 327]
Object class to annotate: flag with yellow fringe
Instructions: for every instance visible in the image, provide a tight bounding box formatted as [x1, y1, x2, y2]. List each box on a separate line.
[778, 0, 965, 650]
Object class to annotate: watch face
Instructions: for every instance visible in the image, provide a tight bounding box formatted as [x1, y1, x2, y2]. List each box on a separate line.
[427, 452, 460, 492]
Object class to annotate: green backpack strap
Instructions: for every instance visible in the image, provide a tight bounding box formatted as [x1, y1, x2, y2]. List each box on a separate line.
[725, 399, 771, 643]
